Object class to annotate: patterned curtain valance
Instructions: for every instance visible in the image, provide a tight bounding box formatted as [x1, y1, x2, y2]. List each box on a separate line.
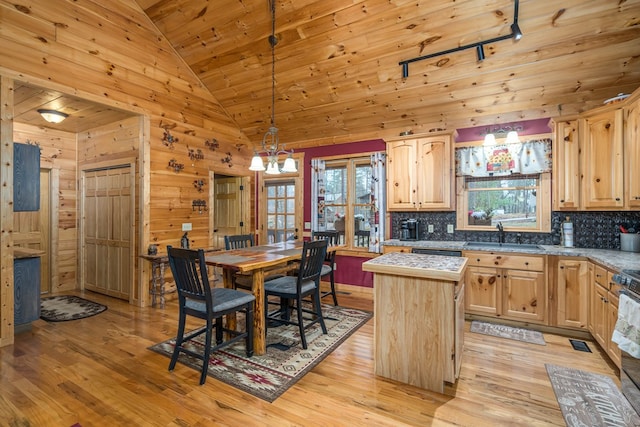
[455, 138, 552, 177]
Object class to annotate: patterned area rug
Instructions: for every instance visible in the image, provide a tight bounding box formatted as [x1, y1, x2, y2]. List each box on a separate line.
[149, 304, 372, 402]
[470, 320, 546, 345]
[546, 364, 640, 426]
[40, 295, 107, 322]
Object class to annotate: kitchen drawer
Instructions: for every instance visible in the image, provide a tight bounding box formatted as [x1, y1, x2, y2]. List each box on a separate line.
[464, 252, 544, 271]
[594, 265, 608, 288]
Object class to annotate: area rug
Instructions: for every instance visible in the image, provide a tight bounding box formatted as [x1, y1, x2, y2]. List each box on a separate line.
[470, 320, 546, 345]
[40, 295, 107, 322]
[149, 304, 372, 402]
[545, 364, 640, 426]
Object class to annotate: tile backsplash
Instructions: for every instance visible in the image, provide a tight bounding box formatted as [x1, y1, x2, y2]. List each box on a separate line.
[390, 211, 640, 249]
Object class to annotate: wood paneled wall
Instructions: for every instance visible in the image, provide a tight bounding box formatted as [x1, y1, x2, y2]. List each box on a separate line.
[0, 0, 258, 345]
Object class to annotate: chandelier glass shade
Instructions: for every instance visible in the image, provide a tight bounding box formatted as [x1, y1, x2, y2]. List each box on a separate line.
[249, 1, 296, 175]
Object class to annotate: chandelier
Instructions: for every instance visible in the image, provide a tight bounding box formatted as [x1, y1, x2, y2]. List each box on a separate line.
[249, 1, 297, 175]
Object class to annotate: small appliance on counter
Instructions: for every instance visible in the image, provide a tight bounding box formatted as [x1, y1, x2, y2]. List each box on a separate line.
[400, 218, 419, 241]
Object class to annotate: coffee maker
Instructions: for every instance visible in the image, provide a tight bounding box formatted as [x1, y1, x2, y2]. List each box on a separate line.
[400, 218, 419, 241]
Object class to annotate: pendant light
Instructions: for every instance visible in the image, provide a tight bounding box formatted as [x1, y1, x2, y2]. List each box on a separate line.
[249, 1, 296, 175]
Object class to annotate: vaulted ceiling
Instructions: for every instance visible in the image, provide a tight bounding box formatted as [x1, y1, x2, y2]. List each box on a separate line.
[14, 1, 640, 146]
[135, 0, 640, 146]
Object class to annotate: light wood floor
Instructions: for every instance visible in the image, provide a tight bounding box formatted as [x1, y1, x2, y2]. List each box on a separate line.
[0, 289, 620, 426]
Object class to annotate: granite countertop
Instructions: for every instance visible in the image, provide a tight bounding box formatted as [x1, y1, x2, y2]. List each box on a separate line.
[382, 239, 640, 273]
[362, 252, 467, 282]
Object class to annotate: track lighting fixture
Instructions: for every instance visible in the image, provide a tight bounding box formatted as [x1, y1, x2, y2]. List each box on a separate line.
[399, 0, 522, 77]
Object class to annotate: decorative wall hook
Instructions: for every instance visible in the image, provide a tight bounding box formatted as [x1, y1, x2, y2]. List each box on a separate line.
[205, 138, 219, 151]
[193, 179, 205, 192]
[161, 128, 178, 149]
[188, 147, 205, 162]
[192, 199, 208, 214]
[168, 158, 184, 173]
[221, 152, 233, 167]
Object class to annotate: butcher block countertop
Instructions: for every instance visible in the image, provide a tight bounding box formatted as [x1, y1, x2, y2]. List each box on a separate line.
[362, 252, 467, 282]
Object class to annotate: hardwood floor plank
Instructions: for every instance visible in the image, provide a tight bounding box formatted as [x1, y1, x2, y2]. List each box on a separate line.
[0, 290, 622, 426]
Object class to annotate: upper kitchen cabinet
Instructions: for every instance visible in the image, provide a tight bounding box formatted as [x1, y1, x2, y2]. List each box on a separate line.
[552, 118, 580, 210]
[13, 143, 40, 212]
[625, 93, 640, 208]
[386, 132, 454, 211]
[579, 107, 624, 210]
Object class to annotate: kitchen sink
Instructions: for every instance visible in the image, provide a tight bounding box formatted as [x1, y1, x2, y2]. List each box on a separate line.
[464, 241, 543, 250]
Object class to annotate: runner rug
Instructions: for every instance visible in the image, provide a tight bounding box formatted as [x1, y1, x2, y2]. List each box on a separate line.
[149, 304, 372, 402]
[40, 295, 107, 322]
[545, 364, 640, 426]
[470, 320, 546, 345]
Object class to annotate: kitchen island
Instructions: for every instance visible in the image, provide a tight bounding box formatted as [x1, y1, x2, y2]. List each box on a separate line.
[362, 252, 467, 394]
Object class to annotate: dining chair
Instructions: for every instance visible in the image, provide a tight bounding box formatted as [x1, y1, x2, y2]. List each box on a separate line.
[263, 239, 329, 349]
[311, 230, 340, 305]
[224, 234, 284, 290]
[166, 245, 255, 385]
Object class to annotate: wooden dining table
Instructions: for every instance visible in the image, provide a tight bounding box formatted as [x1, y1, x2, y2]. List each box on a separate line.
[205, 240, 331, 355]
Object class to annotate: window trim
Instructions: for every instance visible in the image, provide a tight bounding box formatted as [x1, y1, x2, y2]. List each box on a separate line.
[455, 172, 551, 232]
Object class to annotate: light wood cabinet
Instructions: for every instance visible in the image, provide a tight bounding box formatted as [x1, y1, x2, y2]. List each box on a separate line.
[464, 251, 546, 324]
[588, 263, 621, 369]
[625, 94, 640, 207]
[580, 108, 624, 209]
[386, 132, 453, 211]
[552, 118, 580, 210]
[555, 258, 589, 329]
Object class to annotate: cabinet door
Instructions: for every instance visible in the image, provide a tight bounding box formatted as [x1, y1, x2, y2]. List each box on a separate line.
[580, 109, 624, 209]
[465, 266, 500, 316]
[386, 140, 418, 210]
[13, 142, 41, 212]
[591, 283, 608, 348]
[607, 292, 621, 369]
[625, 97, 640, 207]
[416, 135, 452, 210]
[553, 119, 580, 210]
[556, 259, 588, 329]
[502, 269, 546, 323]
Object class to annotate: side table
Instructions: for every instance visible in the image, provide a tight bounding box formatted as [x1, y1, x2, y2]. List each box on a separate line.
[140, 253, 170, 308]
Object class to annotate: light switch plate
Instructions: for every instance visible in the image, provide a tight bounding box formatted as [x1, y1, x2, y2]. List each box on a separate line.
[428, 224, 434, 233]
[182, 223, 192, 231]
[447, 224, 454, 233]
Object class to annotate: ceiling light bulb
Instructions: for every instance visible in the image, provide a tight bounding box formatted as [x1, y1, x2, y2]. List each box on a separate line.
[265, 159, 280, 175]
[37, 109, 68, 124]
[506, 131, 520, 143]
[483, 134, 496, 145]
[249, 154, 266, 171]
[282, 155, 297, 173]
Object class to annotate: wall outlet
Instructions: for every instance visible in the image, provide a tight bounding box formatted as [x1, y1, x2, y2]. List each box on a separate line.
[447, 224, 454, 233]
[304, 221, 311, 229]
[182, 223, 192, 231]
[428, 224, 434, 233]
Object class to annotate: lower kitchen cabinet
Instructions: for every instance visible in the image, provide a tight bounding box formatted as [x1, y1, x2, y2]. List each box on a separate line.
[464, 251, 546, 324]
[555, 258, 589, 329]
[588, 263, 621, 369]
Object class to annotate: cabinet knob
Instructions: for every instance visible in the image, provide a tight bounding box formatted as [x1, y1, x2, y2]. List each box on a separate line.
[615, 198, 620, 201]
[560, 199, 565, 203]
[559, 265, 564, 269]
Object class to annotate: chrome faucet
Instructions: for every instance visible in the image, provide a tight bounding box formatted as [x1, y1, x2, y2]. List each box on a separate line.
[496, 222, 505, 243]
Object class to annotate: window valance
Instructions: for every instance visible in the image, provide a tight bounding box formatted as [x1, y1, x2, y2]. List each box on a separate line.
[455, 138, 552, 177]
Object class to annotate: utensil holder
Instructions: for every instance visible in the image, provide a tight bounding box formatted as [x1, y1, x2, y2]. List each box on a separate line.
[620, 233, 640, 252]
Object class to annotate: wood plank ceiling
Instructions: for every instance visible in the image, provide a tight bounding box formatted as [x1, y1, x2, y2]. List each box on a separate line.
[136, 0, 640, 147]
[13, 1, 640, 146]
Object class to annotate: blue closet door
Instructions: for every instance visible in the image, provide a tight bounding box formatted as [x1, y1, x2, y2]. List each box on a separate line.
[14, 143, 40, 211]
[14, 257, 41, 325]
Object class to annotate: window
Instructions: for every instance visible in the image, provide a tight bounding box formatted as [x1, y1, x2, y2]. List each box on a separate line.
[456, 173, 551, 232]
[323, 157, 372, 249]
[265, 180, 296, 243]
